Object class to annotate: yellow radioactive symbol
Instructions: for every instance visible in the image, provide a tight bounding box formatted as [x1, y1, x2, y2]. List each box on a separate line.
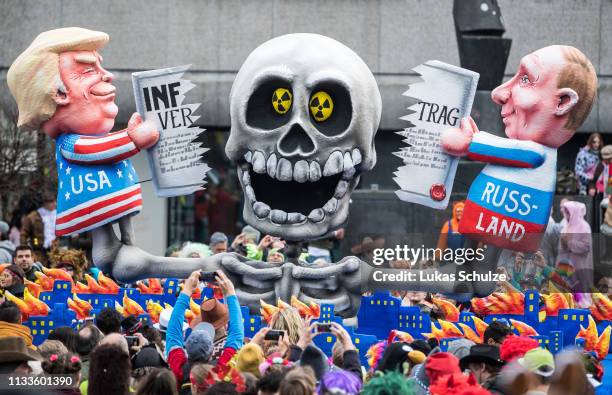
[309, 91, 333, 122]
[272, 88, 292, 114]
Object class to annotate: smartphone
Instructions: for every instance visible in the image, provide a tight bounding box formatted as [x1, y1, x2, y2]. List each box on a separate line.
[199, 271, 217, 283]
[316, 323, 332, 333]
[264, 330, 285, 341]
[125, 335, 138, 348]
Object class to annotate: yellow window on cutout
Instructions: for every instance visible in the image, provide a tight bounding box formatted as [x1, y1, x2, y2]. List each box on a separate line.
[309, 91, 333, 121]
[272, 88, 292, 114]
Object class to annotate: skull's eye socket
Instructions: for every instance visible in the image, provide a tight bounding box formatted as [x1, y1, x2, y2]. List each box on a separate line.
[309, 91, 333, 122]
[308, 82, 352, 136]
[272, 88, 292, 114]
[246, 78, 292, 130]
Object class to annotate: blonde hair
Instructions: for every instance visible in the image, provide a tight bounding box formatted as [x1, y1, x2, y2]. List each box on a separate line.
[269, 308, 304, 344]
[557, 46, 597, 131]
[7, 27, 108, 131]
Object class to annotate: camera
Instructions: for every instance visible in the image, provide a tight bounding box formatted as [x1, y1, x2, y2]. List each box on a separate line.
[199, 271, 217, 283]
[264, 330, 285, 341]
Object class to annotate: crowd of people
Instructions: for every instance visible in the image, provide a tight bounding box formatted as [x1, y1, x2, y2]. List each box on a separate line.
[0, 265, 607, 395]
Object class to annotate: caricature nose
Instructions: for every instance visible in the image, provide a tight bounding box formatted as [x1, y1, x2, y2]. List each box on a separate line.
[102, 71, 113, 82]
[491, 82, 510, 105]
[277, 123, 316, 157]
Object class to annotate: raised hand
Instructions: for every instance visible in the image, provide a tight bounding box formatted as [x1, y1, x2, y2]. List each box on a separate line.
[126, 112, 159, 150]
[440, 116, 478, 156]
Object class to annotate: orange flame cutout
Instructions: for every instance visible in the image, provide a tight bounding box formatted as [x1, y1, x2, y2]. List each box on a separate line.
[290, 296, 320, 319]
[190, 298, 201, 317]
[260, 299, 279, 324]
[471, 316, 489, 338]
[4, 290, 31, 321]
[24, 279, 43, 298]
[277, 298, 291, 310]
[426, 320, 463, 341]
[73, 281, 90, 294]
[67, 293, 92, 320]
[42, 267, 73, 284]
[510, 319, 538, 337]
[542, 292, 570, 317]
[432, 297, 460, 322]
[146, 300, 164, 324]
[137, 278, 163, 295]
[594, 326, 611, 360]
[85, 274, 107, 294]
[35, 271, 54, 291]
[458, 323, 483, 343]
[590, 293, 612, 321]
[116, 292, 145, 317]
[97, 272, 119, 294]
[576, 315, 599, 351]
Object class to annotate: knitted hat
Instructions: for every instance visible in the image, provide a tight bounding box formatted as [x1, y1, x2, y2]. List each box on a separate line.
[425, 352, 460, 385]
[447, 338, 475, 360]
[298, 344, 329, 381]
[601, 145, 612, 160]
[185, 322, 215, 364]
[241, 226, 261, 243]
[236, 343, 265, 378]
[0, 221, 9, 236]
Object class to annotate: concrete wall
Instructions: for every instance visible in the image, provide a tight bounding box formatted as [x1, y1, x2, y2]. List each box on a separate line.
[0, 0, 611, 133]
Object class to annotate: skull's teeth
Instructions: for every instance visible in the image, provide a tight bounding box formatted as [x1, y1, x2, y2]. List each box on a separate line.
[253, 201, 271, 218]
[323, 151, 344, 177]
[276, 158, 292, 181]
[243, 149, 361, 181]
[242, 149, 359, 223]
[309, 161, 321, 182]
[252, 151, 266, 174]
[293, 160, 309, 183]
[266, 153, 277, 178]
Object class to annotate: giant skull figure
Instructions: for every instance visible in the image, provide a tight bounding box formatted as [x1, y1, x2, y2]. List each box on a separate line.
[226, 33, 382, 240]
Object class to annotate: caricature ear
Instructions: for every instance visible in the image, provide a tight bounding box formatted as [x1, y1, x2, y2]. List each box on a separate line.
[52, 87, 70, 106]
[555, 88, 578, 116]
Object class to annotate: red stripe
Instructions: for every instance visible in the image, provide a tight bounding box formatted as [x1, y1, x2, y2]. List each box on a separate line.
[69, 148, 140, 165]
[74, 134, 132, 154]
[56, 199, 142, 236]
[459, 200, 545, 253]
[56, 187, 142, 225]
[467, 152, 533, 168]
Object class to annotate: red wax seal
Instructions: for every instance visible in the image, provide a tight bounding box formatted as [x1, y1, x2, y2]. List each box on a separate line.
[430, 184, 446, 201]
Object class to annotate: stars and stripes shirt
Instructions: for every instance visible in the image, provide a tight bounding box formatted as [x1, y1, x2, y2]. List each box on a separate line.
[460, 132, 557, 252]
[55, 131, 143, 236]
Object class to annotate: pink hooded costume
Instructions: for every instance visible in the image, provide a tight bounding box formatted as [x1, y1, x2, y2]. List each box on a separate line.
[558, 201, 593, 294]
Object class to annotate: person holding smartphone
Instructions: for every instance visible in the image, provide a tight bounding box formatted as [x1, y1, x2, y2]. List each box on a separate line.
[165, 269, 243, 391]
